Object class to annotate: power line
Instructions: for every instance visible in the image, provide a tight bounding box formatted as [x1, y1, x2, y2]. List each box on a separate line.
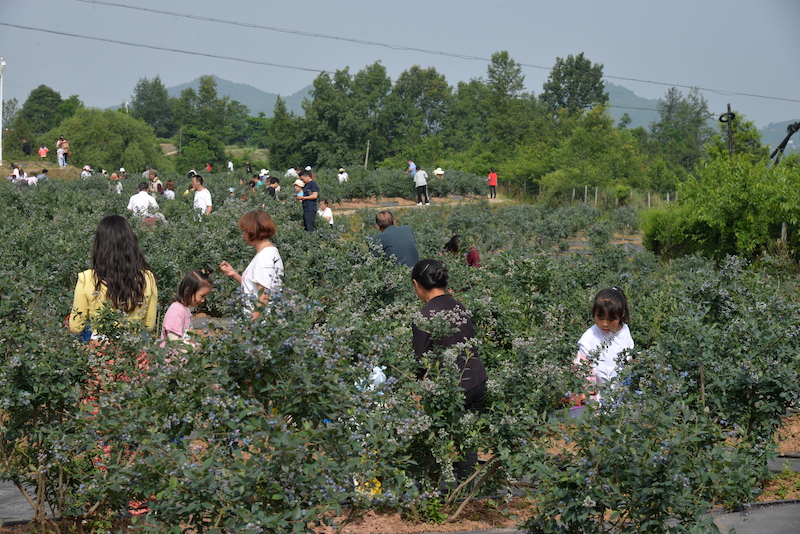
[70, 0, 800, 106]
[0, 23, 326, 75]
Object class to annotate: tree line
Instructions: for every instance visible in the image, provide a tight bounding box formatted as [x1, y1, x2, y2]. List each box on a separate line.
[3, 51, 716, 195]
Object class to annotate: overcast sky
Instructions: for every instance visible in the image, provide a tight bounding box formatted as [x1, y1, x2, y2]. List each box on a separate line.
[2, 0, 799, 128]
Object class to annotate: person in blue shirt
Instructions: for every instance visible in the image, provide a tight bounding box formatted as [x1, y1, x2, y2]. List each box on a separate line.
[297, 170, 320, 232]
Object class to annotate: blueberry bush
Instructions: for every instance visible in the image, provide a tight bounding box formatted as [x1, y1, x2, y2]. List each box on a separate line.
[0, 173, 798, 533]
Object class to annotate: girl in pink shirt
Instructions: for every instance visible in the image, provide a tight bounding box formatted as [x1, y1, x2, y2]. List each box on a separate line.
[160, 269, 212, 347]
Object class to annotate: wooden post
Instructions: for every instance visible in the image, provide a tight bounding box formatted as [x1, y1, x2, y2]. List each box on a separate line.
[595, 186, 598, 205]
[648, 191, 651, 208]
[584, 185, 588, 202]
[782, 221, 788, 243]
[364, 140, 370, 170]
[667, 192, 670, 203]
[572, 188, 575, 201]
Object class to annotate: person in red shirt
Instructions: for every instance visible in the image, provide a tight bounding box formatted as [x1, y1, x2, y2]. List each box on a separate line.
[487, 168, 498, 199]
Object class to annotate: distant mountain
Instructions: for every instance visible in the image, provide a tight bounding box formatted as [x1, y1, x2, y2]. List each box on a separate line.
[166, 76, 311, 117]
[605, 82, 660, 130]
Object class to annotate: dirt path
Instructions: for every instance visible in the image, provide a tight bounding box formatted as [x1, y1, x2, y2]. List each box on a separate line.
[332, 195, 509, 216]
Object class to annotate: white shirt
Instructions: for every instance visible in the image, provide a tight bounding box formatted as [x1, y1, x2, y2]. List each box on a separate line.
[163, 189, 175, 200]
[318, 206, 334, 225]
[193, 188, 212, 214]
[127, 191, 159, 216]
[241, 246, 284, 310]
[338, 172, 349, 183]
[414, 169, 428, 187]
[575, 323, 634, 384]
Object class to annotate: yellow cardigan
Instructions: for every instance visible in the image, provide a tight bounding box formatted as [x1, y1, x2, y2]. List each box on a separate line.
[69, 269, 158, 334]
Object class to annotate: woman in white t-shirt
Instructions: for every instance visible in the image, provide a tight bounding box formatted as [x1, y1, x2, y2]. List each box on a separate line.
[220, 210, 283, 318]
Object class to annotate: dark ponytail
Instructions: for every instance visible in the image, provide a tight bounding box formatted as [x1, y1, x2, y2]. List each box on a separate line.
[411, 259, 449, 290]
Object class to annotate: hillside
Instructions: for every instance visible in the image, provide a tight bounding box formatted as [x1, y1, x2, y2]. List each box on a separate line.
[166, 75, 311, 117]
[605, 82, 660, 130]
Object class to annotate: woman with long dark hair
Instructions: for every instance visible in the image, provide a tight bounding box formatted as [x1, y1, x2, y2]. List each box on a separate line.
[69, 215, 158, 340]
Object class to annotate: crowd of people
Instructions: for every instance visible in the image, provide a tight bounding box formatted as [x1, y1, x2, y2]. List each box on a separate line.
[65, 204, 630, 486]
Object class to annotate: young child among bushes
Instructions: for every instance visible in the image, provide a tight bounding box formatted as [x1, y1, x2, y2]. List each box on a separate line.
[573, 287, 634, 402]
[160, 269, 212, 347]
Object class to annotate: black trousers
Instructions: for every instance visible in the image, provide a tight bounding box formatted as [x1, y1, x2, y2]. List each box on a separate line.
[454, 381, 487, 482]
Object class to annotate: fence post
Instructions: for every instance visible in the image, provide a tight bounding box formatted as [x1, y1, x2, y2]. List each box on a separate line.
[584, 185, 588, 202]
[667, 192, 670, 203]
[648, 191, 651, 208]
[595, 187, 598, 205]
[572, 188, 575, 201]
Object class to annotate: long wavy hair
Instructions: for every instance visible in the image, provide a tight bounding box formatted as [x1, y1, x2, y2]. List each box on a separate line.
[91, 215, 152, 314]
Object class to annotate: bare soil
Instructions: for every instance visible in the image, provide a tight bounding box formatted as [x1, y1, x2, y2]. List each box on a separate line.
[313, 498, 534, 534]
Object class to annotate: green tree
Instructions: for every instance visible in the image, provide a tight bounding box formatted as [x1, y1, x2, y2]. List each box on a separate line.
[381, 65, 452, 158]
[131, 75, 174, 138]
[649, 87, 713, 172]
[300, 67, 356, 167]
[56, 95, 83, 125]
[440, 79, 491, 152]
[240, 113, 271, 148]
[484, 51, 538, 150]
[706, 111, 769, 164]
[18, 85, 64, 134]
[298, 62, 393, 167]
[174, 127, 226, 172]
[540, 52, 608, 114]
[486, 50, 525, 99]
[44, 108, 165, 172]
[172, 87, 197, 131]
[2, 97, 19, 130]
[267, 97, 301, 170]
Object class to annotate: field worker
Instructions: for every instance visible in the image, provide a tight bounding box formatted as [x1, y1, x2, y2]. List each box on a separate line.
[192, 174, 213, 217]
[338, 168, 349, 183]
[369, 211, 419, 267]
[433, 167, 444, 179]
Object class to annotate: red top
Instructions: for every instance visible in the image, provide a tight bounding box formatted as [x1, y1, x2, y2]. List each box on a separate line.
[487, 172, 498, 186]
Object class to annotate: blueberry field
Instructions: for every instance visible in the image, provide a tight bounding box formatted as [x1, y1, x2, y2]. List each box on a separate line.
[1, 170, 799, 534]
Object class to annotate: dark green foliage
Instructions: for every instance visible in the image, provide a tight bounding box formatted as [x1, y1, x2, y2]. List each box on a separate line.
[131, 75, 174, 138]
[540, 52, 608, 115]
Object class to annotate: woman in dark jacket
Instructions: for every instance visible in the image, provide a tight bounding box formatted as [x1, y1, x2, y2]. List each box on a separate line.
[411, 259, 488, 481]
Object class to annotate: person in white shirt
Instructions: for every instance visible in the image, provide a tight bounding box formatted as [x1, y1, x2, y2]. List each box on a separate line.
[192, 175, 213, 216]
[127, 182, 160, 218]
[318, 199, 334, 228]
[337, 168, 349, 183]
[414, 167, 430, 205]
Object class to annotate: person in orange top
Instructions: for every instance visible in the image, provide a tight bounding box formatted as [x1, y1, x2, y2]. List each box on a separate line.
[38, 144, 49, 159]
[487, 167, 498, 199]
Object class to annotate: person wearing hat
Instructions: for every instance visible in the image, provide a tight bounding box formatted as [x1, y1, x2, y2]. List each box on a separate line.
[259, 169, 269, 178]
[338, 168, 349, 183]
[119, 167, 128, 179]
[292, 178, 305, 197]
[81, 165, 92, 179]
[433, 167, 444, 178]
